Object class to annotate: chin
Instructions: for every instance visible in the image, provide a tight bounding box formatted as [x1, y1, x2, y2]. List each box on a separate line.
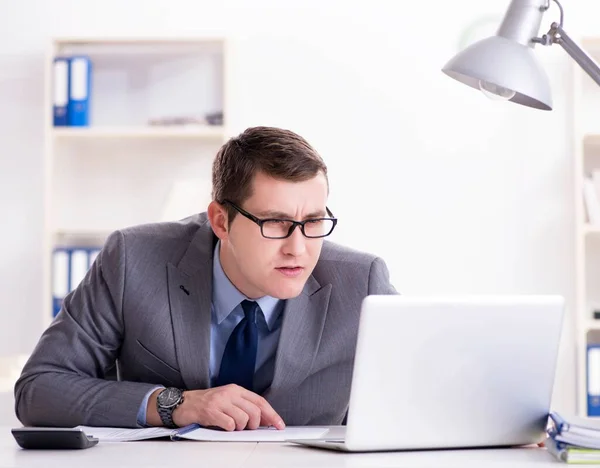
[268, 280, 305, 299]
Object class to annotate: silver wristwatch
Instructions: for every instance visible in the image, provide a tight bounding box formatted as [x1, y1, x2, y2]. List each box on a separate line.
[156, 387, 184, 428]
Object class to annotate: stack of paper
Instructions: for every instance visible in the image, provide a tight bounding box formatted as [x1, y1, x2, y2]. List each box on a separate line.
[546, 412, 600, 463]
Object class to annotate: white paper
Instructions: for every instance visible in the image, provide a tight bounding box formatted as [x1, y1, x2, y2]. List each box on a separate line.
[77, 426, 174, 442]
[178, 426, 329, 442]
[76, 425, 329, 443]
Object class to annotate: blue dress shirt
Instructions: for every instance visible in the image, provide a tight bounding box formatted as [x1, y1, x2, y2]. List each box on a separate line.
[137, 241, 284, 426]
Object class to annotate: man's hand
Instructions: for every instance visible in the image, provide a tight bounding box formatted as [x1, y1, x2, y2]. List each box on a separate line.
[148, 385, 285, 431]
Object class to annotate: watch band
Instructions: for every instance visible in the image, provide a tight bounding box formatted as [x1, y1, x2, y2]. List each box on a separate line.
[158, 404, 177, 428]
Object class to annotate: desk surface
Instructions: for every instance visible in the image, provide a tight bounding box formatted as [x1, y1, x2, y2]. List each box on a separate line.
[0, 426, 560, 468]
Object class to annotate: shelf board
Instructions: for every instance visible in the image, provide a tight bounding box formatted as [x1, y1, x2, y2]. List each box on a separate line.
[53, 37, 225, 46]
[53, 40, 225, 63]
[582, 37, 600, 54]
[584, 134, 600, 148]
[584, 224, 600, 235]
[52, 229, 113, 246]
[53, 228, 113, 235]
[51, 126, 226, 140]
[582, 320, 600, 333]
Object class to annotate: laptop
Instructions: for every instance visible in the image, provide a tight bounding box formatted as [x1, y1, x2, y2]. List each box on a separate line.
[288, 294, 565, 452]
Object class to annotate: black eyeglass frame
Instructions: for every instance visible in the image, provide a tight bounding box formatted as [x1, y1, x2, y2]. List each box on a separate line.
[221, 200, 338, 239]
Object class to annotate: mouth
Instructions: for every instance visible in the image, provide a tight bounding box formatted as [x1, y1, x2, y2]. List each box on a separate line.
[275, 266, 304, 278]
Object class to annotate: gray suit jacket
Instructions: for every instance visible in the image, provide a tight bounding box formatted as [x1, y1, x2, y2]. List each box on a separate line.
[15, 213, 396, 428]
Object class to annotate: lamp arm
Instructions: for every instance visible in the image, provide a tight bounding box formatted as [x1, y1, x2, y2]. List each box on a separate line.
[550, 23, 600, 87]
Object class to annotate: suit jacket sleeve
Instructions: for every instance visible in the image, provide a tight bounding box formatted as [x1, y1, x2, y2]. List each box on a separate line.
[14, 230, 160, 428]
[368, 256, 398, 295]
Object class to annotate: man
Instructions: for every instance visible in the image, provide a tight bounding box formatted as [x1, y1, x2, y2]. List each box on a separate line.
[15, 126, 396, 430]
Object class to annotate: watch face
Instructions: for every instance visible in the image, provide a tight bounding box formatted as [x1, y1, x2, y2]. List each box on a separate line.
[158, 388, 181, 408]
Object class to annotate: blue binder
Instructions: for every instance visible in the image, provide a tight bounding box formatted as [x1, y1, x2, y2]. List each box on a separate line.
[67, 56, 92, 126]
[69, 248, 89, 292]
[51, 245, 103, 318]
[52, 248, 71, 317]
[88, 248, 101, 267]
[52, 57, 70, 126]
[588, 344, 600, 416]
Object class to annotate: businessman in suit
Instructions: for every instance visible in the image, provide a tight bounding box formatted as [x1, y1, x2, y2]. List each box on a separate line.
[15, 126, 397, 430]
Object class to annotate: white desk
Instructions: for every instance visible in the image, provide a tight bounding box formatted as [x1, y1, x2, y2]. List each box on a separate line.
[0, 426, 560, 468]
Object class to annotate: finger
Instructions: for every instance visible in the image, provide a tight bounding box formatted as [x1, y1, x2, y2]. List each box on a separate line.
[206, 409, 236, 432]
[233, 397, 261, 430]
[242, 392, 285, 429]
[222, 403, 251, 431]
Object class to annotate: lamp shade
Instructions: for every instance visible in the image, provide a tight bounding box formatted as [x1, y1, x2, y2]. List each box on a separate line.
[442, 35, 553, 110]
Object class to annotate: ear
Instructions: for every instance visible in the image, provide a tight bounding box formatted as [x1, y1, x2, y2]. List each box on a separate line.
[207, 201, 229, 241]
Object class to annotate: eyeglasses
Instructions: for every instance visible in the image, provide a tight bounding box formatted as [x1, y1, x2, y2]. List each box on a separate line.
[222, 200, 338, 239]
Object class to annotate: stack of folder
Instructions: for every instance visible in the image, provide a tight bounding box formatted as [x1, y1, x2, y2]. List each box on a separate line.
[53, 55, 92, 127]
[546, 412, 600, 463]
[52, 247, 101, 317]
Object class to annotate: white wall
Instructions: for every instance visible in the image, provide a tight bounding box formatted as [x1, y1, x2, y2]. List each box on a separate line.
[1, 0, 596, 414]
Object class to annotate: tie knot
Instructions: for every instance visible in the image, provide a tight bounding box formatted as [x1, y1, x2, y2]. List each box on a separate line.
[241, 300, 259, 323]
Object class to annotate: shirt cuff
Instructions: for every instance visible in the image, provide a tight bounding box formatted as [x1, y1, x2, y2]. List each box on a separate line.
[137, 386, 165, 427]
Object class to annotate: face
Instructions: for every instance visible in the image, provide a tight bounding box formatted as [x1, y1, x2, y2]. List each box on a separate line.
[209, 171, 329, 299]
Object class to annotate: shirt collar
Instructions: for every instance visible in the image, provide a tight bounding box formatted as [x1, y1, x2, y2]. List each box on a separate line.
[212, 241, 283, 330]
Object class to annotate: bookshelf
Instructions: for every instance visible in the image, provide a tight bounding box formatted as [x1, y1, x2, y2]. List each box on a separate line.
[43, 36, 230, 328]
[573, 37, 600, 417]
[51, 126, 226, 139]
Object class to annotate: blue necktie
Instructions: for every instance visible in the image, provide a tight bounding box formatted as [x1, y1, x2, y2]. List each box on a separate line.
[216, 300, 259, 391]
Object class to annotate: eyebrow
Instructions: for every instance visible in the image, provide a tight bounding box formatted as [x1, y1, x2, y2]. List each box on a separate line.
[255, 209, 327, 219]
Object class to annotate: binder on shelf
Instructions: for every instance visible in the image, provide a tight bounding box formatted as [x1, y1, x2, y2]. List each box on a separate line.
[584, 177, 600, 225]
[51, 248, 71, 317]
[69, 249, 89, 292]
[588, 344, 600, 416]
[88, 248, 101, 267]
[51, 246, 102, 318]
[52, 57, 70, 126]
[67, 56, 92, 127]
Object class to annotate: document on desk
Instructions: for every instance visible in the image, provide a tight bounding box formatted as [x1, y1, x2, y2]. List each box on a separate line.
[77, 425, 329, 443]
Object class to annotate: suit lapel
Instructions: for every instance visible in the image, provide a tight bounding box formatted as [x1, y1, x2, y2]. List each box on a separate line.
[264, 276, 332, 397]
[167, 217, 216, 390]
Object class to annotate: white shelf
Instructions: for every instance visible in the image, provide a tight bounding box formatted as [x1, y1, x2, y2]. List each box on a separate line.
[42, 36, 229, 326]
[53, 37, 225, 62]
[574, 38, 600, 417]
[585, 134, 600, 146]
[584, 134, 600, 149]
[53, 228, 114, 238]
[584, 225, 600, 236]
[582, 38, 600, 55]
[582, 320, 600, 332]
[53, 36, 224, 46]
[51, 125, 225, 140]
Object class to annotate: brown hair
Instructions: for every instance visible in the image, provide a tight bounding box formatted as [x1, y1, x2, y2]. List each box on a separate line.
[212, 126, 328, 221]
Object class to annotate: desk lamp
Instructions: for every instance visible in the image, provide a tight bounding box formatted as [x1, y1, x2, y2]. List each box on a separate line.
[442, 0, 600, 110]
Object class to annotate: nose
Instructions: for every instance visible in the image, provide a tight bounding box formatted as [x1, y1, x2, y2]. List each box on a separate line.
[281, 225, 307, 257]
